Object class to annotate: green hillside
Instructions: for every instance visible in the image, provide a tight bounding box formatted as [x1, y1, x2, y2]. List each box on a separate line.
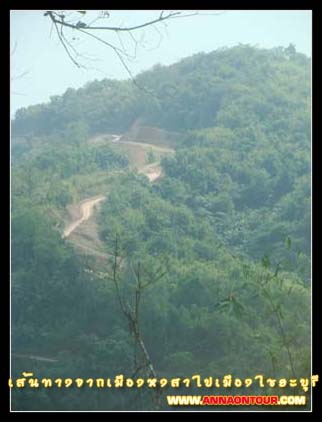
[11, 45, 311, 411]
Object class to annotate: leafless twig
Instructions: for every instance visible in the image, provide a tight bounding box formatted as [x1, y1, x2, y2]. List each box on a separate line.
[45, 10, 223, 95]
[105, 235, 167, 409]
[46, 10, 182, 32]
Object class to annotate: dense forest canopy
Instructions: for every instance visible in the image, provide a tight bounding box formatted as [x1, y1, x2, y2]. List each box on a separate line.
[11, 44, 311, 411]
[12, 44, 310, 136]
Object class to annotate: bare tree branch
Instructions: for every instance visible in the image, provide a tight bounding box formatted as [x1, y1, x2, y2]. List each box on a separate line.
[10, 42, 31, 87]
[128, 31, 139, 58]
[105, 235, 167, 409]
[11, 41, 18, 56]
[77, 27, 133, 58]
[11, 69, 30, 81]
[51, 12, 81, 68]
[45, 10, 223, 97]
[46, 10, 183, 32]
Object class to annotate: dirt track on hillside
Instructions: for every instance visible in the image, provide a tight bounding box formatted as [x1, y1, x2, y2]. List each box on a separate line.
[62, 163, 161, 238]
[117, 139, 174, 153]
[63, 195, 105, 238]
[62, 137, 173, 239]
[138, 162, 162, 182]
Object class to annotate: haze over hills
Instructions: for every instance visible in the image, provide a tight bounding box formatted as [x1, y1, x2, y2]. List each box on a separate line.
[11, 45, 311, 411]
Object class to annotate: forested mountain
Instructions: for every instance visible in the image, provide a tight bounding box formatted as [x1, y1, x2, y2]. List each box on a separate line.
[11, 45, 311, 411]
[12, 44, 310, 136]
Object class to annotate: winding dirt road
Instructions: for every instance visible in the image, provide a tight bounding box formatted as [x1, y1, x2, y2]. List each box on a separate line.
[63, 136, 173, 239]
[62, 164, 161, 238]
[63, 195, 105, 238]
[14, 134, 174, 363]
[138, 162, 162, 182]
[117, 139, 174, 153]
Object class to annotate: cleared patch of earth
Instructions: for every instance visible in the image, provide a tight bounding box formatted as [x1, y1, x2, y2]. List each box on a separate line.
[64, 129, 175, 260]
[63, 195, 105, 238]
[138, 162, 162, 182]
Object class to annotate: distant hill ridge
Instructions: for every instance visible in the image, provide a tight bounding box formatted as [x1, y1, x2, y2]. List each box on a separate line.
[12, 44, 310, 142]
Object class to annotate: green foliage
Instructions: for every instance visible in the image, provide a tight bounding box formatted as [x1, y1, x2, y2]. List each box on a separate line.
[12, 45, 310, 137]
[11, 45, 311, 410]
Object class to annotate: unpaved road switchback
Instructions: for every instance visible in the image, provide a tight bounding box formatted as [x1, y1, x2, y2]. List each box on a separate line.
[63, 135, 174, 240]
[62, 163, 162, 239]
[63, 195, 105, 238]
[138, 162, 162, 182]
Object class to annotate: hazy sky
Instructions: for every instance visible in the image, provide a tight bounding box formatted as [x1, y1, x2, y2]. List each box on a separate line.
[10, 10, 312, 116]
